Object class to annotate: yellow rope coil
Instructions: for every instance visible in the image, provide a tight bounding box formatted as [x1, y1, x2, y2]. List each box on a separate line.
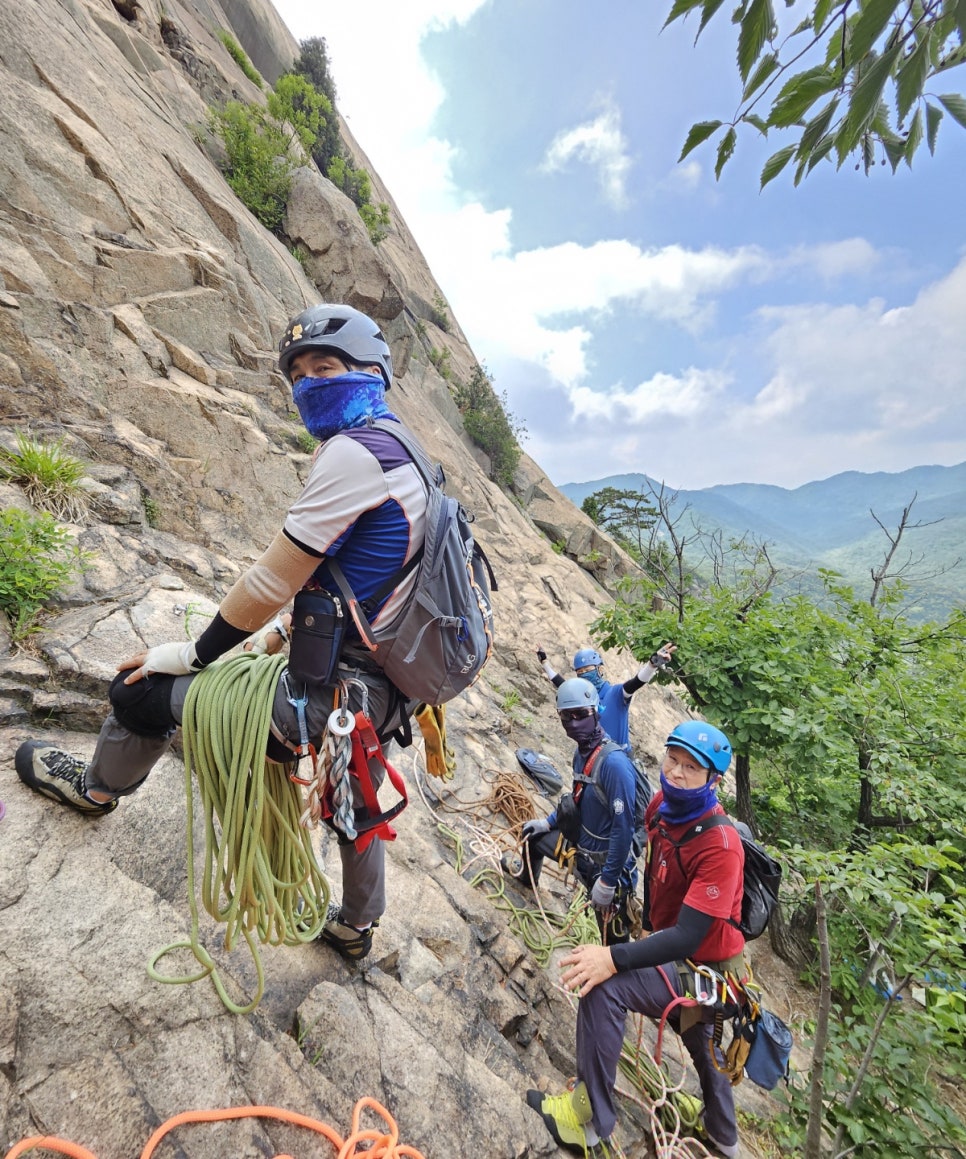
[148, 652, 330, 1013]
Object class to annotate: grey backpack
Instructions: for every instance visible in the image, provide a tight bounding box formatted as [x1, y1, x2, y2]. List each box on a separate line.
[328, 420, 496, 705]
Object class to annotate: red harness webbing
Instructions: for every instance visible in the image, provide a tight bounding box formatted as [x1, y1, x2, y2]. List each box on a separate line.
[322, 712, 408, 853]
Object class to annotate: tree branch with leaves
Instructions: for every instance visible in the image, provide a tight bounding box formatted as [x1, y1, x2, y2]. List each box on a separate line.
[669, 0, 966, 187]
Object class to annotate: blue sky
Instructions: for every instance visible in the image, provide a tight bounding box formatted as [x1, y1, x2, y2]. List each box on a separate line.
[271, 0, 966, 491]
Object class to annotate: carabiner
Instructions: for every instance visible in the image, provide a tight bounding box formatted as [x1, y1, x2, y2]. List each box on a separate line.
[692, 964, 720, 1006]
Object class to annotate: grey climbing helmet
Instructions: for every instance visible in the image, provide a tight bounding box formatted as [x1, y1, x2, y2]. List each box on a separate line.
[278, 304, 393, 388]
[556, 678, 600, 712]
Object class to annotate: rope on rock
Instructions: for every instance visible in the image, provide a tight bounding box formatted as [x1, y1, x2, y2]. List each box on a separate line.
[5, 1096, 426, 1158]
[147, 652, 330, 1014]
[411, 745, 715, 1159]
[617, 1016, 717, 1159]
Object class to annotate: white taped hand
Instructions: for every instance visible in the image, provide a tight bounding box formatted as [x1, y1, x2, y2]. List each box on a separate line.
[245, 616, 288, 655]
[119, 640, 201, 685]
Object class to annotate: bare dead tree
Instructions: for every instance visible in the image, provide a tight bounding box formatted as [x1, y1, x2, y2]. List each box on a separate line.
[642, 480, 702, 622]
[868, 492, 959, 608]
[805, 880, 832, 1159]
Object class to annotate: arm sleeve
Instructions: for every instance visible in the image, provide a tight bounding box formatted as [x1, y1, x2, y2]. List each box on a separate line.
[622, 660, 659, 696]
[194, 612, 252, 666]
[599, 753, 637, 885]
[610, 905, 713, 972]
[217, 530, 321, 636]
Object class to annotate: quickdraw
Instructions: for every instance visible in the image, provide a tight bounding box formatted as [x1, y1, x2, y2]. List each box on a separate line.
[296, 678, 409, 853]
[653, 959, 754, 1085]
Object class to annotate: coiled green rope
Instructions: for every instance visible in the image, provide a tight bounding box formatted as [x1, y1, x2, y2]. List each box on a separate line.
[147, 652, 330, 1014]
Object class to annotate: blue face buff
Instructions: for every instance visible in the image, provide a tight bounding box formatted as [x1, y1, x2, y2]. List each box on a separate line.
[580, 668, 605, 691]
[292, 372, 396, 441]
[658, 770, 720, 824]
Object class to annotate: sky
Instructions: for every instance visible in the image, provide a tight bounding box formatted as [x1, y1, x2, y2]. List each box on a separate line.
[270, 0, 966, 492]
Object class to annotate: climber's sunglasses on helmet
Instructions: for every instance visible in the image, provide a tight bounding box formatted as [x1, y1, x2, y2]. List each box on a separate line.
[559, 707, 595, 723]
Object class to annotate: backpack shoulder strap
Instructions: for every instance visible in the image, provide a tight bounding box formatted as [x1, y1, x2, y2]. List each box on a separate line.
[328, 420, 437, 619]
[653, 811, 736, 876]
[581, 740, 624, 806]
[675, 813, 735, 845]
[362, 418, 442, 491]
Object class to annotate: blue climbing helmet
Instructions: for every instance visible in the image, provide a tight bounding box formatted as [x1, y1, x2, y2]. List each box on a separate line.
[278, 303, 393, 388]
[665, 720, 732, 774]
[572, 648, 603, 672]
[556, 678, 599, 712]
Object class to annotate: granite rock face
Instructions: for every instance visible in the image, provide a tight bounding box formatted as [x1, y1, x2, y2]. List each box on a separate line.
[0, 2, 706, 1156]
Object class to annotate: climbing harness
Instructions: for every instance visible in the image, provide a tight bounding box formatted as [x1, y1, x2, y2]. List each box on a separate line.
[148, 653, 330, 1014]
[290, 675, 409, 853]
[5, 1095, 426, 1158]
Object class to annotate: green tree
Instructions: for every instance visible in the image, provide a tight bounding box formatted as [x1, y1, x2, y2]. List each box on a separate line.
[580, 486, 658, 561]
[289, 37, 343, 174]
[453, 363, 525, 489]
[786, 840, 966, 1157]
[669, 0, 966, 186]
[268, 73, 331, 158]
[208, 100, 295, 232]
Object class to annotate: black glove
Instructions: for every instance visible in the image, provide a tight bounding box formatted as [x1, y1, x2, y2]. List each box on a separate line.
[536, 648, 548, 663]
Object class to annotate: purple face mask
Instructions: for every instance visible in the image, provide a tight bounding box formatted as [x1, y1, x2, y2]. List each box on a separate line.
[561, 714, 604, 752]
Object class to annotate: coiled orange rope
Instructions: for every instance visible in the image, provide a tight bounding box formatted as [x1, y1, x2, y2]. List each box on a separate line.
[4, 1097, 425, 1159]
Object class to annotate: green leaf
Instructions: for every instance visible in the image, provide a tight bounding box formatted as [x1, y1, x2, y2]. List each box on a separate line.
[895, 31, 934, 122]
[768, 65, 840, 127]
[737, 0, 776, 82]
[904, 105, 924, 166]
[881, 132, 906, 170]
[926, 101, 944, 153]
[679, 119, 724, 160]
[836, 46, 901, 160]
[796, 96, 840, 158]
[814, 0, 833, 33]
[760, 142, 796, 187]
[742, 51, 780, 100]
[698, 0, 730, 37]
[847, 0, 899, 66]
[952, 0, 966, 41]
[663, 0, 704, 29]
[937, 92, 966, 128]
[715, 126, 738, 178]
[742, 112, 769, 134]
[806, 133, 836, 173]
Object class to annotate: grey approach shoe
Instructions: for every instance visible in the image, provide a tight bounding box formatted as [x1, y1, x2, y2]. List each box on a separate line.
[15, 741, 117, 815]
[317, 902, 377, 961]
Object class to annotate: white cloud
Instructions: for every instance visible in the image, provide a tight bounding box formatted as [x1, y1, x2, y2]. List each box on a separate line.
[785, 237, 881, 280]
[664, 159, 703, 192]
[540, 98, 633, 209]
[435, 233, 771, 387]
[270, 3, 966, 491]
[570, 367, 731, 421]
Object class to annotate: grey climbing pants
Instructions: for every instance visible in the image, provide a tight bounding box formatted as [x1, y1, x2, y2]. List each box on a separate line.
[576, 963, 738, 1148]
[84, 658, 413, 928]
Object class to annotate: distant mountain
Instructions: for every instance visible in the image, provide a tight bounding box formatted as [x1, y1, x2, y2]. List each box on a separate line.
[559, 463, 966, 620]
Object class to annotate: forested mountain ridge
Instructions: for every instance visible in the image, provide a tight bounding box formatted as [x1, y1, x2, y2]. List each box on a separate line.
[561, 461, 966, 616]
